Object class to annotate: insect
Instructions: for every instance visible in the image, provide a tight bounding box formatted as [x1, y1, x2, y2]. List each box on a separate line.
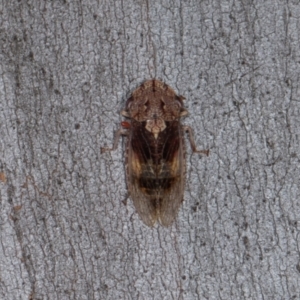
[101, 79, 209, 227]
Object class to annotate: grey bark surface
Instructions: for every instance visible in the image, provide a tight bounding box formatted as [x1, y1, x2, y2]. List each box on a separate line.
[1, 0, 300, 299]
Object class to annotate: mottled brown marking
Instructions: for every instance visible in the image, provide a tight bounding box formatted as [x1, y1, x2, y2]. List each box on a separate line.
[101, 79, 209, 227]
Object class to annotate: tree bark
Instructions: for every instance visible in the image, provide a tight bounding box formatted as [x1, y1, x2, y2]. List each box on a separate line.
[1, 0, 299, 299]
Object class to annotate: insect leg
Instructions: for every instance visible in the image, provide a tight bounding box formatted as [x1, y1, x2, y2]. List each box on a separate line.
[183, 125, 209, 155]
[101, 128, 128, 153]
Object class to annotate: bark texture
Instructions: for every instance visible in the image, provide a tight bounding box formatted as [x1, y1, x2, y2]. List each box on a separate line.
[1, 1, 300, 299]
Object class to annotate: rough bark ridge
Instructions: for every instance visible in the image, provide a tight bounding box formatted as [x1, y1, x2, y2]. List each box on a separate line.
[0, 1, 299, 299]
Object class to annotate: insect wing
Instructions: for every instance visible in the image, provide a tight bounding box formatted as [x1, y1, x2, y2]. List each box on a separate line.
[126, 120, 185, 227]
[157, 124, 185, 226]
[126, 124, 158, 226]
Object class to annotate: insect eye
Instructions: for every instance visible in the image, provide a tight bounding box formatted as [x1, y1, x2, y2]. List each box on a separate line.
[127, 102, 133, 110]
[175, 100, 182, 108]
[174, 100, 182, 110]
